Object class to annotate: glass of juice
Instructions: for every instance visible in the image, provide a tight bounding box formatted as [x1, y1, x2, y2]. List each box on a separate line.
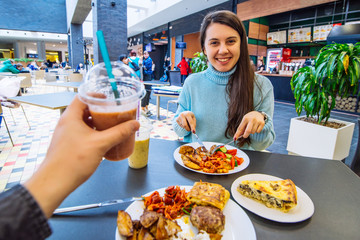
[78, 61, 145, 161]
[128, 118, 153, 169]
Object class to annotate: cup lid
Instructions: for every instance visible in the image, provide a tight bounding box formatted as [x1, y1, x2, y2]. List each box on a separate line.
[79, 61, 145, 105]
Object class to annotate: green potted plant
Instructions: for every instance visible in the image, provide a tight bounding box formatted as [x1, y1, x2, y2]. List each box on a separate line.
[287, 42, 360, 160]
[190, 52, 208, 73]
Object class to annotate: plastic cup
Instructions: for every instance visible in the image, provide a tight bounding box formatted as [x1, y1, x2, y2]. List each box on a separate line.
[128, 121, 153, 169]
[78, 62, 145, 161]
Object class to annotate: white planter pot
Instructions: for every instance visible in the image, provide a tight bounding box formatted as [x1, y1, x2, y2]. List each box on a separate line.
[286, 116, 355, 160]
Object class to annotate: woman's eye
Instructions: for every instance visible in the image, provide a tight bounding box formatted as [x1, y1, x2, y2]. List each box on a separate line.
[227, 39, 236, 44]
[210, 41, 218, 45]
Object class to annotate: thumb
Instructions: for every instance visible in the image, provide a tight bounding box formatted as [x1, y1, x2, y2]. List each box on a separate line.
[97, 120, 140, 150]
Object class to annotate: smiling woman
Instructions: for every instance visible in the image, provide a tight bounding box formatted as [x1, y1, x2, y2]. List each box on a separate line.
[172, 10, 276, 151]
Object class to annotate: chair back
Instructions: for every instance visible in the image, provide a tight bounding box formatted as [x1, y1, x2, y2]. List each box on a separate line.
[45, 73, 57, 82]
[35, 70, 45, 80]
[169, 72, 182, 87]
[19, 73, 32, 88]
[68, 73, 83, 82]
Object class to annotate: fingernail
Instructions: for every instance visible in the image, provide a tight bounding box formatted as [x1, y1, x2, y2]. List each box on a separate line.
[233, 137, 237, 141]
[192, 130, 195, 134]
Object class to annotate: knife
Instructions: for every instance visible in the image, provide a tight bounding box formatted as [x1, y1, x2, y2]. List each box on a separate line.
[53, 197, 143, 214]
[192, 132, 209, 153]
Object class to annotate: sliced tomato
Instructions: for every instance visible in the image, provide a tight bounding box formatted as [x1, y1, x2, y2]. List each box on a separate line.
[234, 156, 244, 165]
[216, 151, 226, 159]
[230, 157, 235, 169]
[227, 149, 237, 156]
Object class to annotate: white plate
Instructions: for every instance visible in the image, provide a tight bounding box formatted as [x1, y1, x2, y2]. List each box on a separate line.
[116, 186, 256, 240]
[231, 173, 315, 223]
[173, 142, 250, 175]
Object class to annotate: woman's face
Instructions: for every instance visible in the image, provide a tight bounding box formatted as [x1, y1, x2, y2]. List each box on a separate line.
[203, 23, 241, 72]
[143, 52, 149, 59]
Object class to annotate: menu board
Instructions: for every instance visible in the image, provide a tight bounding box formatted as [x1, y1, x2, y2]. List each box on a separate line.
[288, 27, 311, 43]
[313, 24, 333, 41]
[267, 31, 287, 45]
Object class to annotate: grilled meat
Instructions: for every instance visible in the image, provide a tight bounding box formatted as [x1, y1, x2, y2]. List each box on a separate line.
[190, 206, 225, 234]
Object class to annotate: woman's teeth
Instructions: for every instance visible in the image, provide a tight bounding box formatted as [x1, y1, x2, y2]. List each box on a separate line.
[217, 58, 229, 62]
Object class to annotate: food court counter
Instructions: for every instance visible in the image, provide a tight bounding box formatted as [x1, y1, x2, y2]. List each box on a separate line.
[259, 73, 295, 103]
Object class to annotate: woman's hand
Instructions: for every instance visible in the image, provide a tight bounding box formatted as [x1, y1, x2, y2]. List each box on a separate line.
[24, 96, 140, 218]
[176, 111, 196, 132]
[234, 111, 265, 140]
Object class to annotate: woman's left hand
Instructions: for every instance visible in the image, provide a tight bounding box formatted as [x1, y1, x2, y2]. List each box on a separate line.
[234, 111, 265, 140]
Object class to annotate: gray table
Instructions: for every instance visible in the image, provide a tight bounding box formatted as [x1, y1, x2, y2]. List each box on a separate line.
[49, 139, 360, 239]
[8, 92, 77, 114]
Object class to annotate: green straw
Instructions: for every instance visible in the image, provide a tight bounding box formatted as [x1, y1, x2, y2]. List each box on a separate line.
[96, 30, 120, 101]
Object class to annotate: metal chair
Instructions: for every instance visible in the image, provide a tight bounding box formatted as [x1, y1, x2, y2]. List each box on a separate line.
[0, 102, 31, 146]
[0, 104, 14, 145]
[45, 73, 57, 82]
[19, 73, 32, 93]
[68, 73, 83, 82]
[166, 73, 183, 119]
[350, 118, 360, 176]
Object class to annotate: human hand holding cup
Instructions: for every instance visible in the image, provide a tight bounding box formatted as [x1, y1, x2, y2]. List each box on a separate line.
[78, 62, 145, 161]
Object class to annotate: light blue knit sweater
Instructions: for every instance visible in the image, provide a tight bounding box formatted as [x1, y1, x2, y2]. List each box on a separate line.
[172, 64, 275, 151]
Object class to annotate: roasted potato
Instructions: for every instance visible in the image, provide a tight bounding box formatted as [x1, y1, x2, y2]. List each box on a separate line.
[179, 145, 195, 155]
[126, 228, 138, 240]
[137, 227, 154, 240]
[165, 218, 182, 236]
[117, 210, 133, 237]
[185, 153, 202, 165]
[181, 155, 201, 170]
[140, 209, 160, 228]
[155, 215, 169, 240]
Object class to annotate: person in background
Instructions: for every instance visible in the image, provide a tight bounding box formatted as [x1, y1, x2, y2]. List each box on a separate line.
[256, 58, 265, 73]
[119, 54, 129, 65]
[0, 59, 20, 73]
[160, 56, 172, 82]
[39, 62, 49, 72]
[177, 57, 190, 85]
[16, 63, 30, 73]
[0, 96, 140, 239]
[76, 63, 84, 72]
[151, 60, 156, 80]
[128, 50, 141, 79]
[250, 60, 256, 72]
[61, 58, 69, 68]
[173, 10, 275, 151]
[27, 61, 39, 71]
[141, 51, 153, 117]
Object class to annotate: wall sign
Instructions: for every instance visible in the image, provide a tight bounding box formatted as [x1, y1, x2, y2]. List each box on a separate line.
[267, 30, 287, 45]
[288, 27, 311, 43]
[313, 24, 333, 41]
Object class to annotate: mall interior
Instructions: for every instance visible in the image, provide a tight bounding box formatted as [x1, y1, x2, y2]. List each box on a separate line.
[0, 0, 360, 238]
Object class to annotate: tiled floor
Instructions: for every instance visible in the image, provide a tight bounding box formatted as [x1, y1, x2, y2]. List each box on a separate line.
[0, 82, 359, 192]
[0, 83, 181, 192]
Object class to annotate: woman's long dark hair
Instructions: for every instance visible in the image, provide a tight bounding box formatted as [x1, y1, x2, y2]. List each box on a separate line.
[200, 10, 255, 147]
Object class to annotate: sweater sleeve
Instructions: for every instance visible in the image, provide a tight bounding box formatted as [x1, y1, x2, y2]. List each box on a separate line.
[0, 184, 52, 240]
[249, 75, 276, 150]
